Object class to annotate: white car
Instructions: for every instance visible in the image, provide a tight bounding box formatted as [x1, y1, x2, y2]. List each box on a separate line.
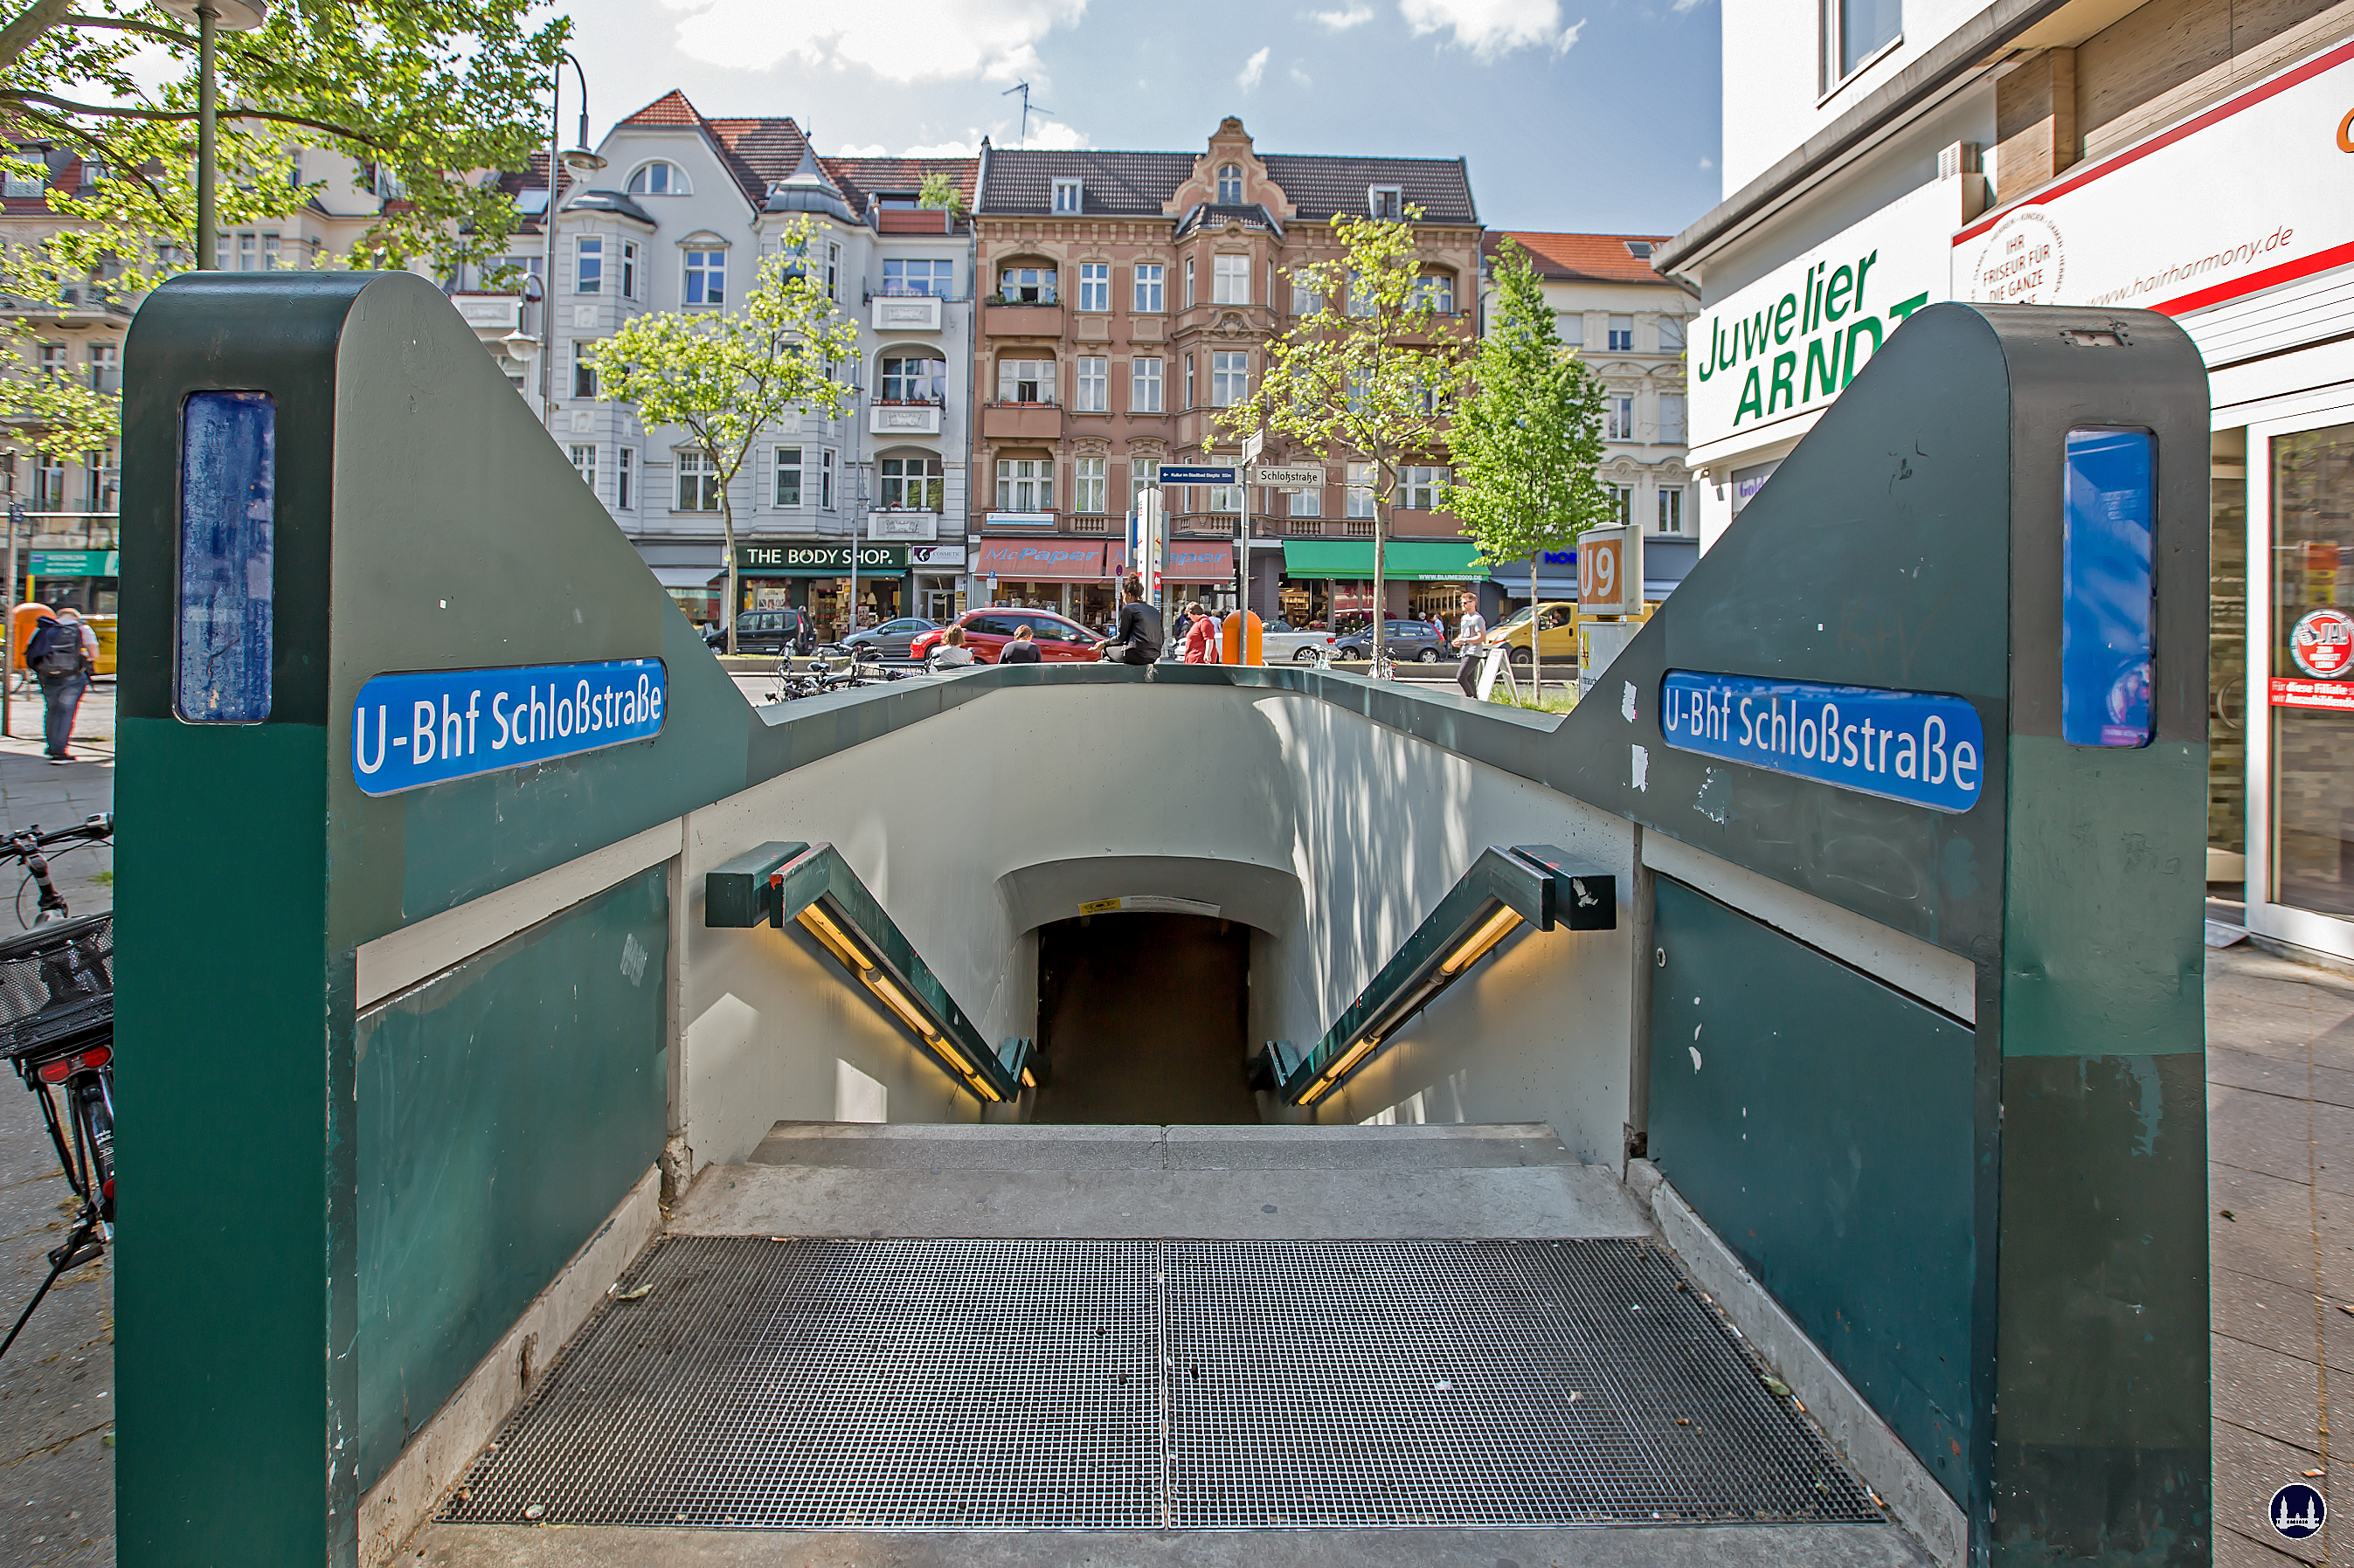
[1258, 618, 1340, 664]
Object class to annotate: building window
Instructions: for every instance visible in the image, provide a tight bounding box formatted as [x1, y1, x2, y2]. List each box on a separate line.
[627, 161, 687, 196]
[1130, 457, 1160, 511]
[826, 241, 841, 301]
[1826, 0, 1901, 83]
[616, 447, 635, 510]
[774, 446, 803, 507]
[1076, 356, 1109, 412]
[820, 449, 836, 509]
[1073, 262, 1110, 313]
[1412, 273, 1454, 313]
[1210, 350, 1249, 409]
[1557, 310, 1585, 347]
[1208, 484, 1242, 514]
[36, 343, 66, 378]
[1133, 265, 1164, 312]
[1132, 357, 1163, 413]
[1608, 315, 1634, 351]
[620, 240, 638, 299]
[1213, 254, 1250, 305]
[1367, 185, 1402, 219]
[569, 444, 597, 490]
[1184, 355, 1196, 410]
[880, 454, 944, 511]
[1, 155, 42, 197]
[1288, 484, 1321, 517]
[81, 450, 115, 511]
[997, 458, 1053, 511]
[1658, 486, 1684, 535]
[1217, 163, 1243, 203]
[1658, 316, 1686, 351]
[999, 357, 1056, 404]
[1075, 456, 1107, 514]
[30, 453, 63, 508]
[1659, 394, 1687, 443]
[1184, 256, 1195, 308]
[577, 235, 603, 294]
[998, 266, 1056, 304]
[1346, 268, 1375, 317]
[1606, 394, 1635, 441]
[677, 450, 720, 511]
[1051, 177, 1083, 213]
[1398, 466, 1447, 510]
[572, 341, 599, 399]
[1291, 282, 1323, 317]
[683, 248, 726, 306]
[1346, 462, 1375, 518]
[883, 257, 955, 297]
[881, 354, 945, 403]
[87, 344, 118, 394]
[1610, 485, 1634, 526]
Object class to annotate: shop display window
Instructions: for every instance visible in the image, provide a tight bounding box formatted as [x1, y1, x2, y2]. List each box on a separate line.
[2270, 422, 2354, 915]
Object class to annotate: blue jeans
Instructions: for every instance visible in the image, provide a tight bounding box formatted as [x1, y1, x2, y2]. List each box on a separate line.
[40, 673, 86, 757]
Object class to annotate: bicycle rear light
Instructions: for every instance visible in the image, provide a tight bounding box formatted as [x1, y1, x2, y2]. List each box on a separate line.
[34, 1046, 110, 1084]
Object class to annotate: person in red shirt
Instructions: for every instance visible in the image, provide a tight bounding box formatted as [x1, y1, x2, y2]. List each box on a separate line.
[1182, 604, 1220, 664]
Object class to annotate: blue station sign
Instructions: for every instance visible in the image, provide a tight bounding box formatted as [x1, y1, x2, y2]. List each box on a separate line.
[351, 658, 666, 797]
[1659, 670, 1986, 813]
[1157, 465, 1237, 485]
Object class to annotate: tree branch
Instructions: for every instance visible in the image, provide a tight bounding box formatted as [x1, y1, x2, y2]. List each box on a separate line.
[10, 104, 168, 208]
[60, 11, 193, 45]
[0, 0, 72, 75]
[5, 88, 382, 146]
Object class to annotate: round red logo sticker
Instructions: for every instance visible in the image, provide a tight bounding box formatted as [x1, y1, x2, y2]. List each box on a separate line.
[2294, 608, 2354, 678]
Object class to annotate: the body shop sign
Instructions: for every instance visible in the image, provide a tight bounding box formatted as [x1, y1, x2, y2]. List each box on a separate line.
[1691, 179, 1962, 452]
[1952, 38, 2354, 321]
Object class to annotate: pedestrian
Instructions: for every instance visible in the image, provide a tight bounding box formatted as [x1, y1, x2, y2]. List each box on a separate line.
[1095, 576, 1165, 666]
[1452, 591, 1489, 699]
[1183, 603, 1220, 664]
[25, 605, 96, 763]
[929, 625, 975, 672]
[1000, 625, 1043, 665]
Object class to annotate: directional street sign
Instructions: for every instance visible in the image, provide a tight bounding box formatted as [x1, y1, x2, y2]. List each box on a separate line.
[1158, 465, 1236, 486]
[1247, 465, 1325, 488]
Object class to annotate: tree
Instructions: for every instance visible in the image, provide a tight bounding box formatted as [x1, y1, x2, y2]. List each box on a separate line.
[1447, 238, 1610, 699]
[0, 0, 569, 457]
[916, 171, 966, 215]
[592, 224, 863, 654]
[1217, 205, 1472, 673]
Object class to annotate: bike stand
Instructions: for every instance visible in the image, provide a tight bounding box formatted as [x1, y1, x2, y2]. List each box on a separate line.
[0, 1213, 103, 1357]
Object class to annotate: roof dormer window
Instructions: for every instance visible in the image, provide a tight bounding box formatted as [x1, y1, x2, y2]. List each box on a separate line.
[1051, 177, 1083, 214]
[1217, 163, 1243, 203]
[627, 161, 688, 197]
[1367, 185, 1402, 220]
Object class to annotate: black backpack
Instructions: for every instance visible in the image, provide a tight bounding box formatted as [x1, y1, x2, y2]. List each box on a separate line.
[26, 620, 82, 678]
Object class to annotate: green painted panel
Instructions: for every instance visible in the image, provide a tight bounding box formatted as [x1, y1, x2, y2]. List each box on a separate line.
[353, 866, 668, 1489]
[1648, 876, 1977, 1503]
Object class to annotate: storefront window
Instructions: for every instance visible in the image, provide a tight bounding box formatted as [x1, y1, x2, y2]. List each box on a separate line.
[2270, 422, 2354, 915]
[2212, 440, 2247, 870]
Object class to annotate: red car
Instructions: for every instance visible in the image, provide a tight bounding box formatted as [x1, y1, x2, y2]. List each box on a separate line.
[909, 608, 1104, 664]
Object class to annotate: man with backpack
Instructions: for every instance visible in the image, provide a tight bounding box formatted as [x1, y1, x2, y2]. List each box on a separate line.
[24, 607, 96, 763]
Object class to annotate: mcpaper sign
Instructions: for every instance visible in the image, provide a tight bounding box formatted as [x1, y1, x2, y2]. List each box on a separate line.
[1951, 38, 2354, 321]
[1690, 178, 1963, 452]
[1660, 670, 1986, 813]
[351, 659, 665, 796]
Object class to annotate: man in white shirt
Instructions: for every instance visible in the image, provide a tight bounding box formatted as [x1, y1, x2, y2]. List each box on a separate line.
[1452, 592, 1488, 698]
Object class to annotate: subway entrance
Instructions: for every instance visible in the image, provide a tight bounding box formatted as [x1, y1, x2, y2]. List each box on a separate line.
[1031, 912, 1257, 1123]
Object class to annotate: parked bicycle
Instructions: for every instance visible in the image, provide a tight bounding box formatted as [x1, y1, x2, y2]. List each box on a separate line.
[0, 817, 115, 1357]
[768, 647, 910, 702]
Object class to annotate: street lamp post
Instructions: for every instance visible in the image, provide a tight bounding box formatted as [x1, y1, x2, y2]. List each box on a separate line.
[539, 52, 604, 425]
[158, 0, 270, 269]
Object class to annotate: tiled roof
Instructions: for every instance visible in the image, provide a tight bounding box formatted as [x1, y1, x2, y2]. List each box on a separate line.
[1259, 155, 1477, 224]
[613, 91, 804, 210]
[976, 149, 1197, 217]
[823, 156, 979, 220]
[1174, 202, 1282, 238]
[1486, 231, 1674, 286]
[619, 90, 700, 128]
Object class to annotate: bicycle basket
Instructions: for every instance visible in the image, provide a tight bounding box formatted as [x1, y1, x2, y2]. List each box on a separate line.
[0, 913, 112, 1061]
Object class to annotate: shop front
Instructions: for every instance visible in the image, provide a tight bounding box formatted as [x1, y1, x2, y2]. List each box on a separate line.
[906, 542, 967, 625]
[23, 549, 119, 616]
[1277, 540, 1485, 631]
[974, 538, 1123, 631]
[1161, 541, 1236, 615]
[1485, 549, 1579, 613]
[736, 542, 910, 643]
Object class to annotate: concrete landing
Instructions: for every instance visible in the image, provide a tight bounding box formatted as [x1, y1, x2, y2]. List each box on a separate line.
[669, 1122, 1651, 1240]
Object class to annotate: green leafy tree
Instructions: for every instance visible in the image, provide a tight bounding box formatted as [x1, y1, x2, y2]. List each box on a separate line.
[916, 171, 966, 215]
[1448, 238, 1610, 697]
[1217, 205, 1472, 672]
[592, 225, 863, 654]
[0, 0, 569, 457]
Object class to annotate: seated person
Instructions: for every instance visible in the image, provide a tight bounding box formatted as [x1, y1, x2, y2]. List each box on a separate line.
[1000, 625, 1043, 665]
[929, 625, 976, 670]
[1095, 577, 1164, 666]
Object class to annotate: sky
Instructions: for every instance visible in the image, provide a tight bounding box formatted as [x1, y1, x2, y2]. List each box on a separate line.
[550, 0, 1724, 238]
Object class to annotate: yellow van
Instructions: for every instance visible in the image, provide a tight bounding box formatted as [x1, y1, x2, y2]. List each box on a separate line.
[1485, 601, 1579, 665]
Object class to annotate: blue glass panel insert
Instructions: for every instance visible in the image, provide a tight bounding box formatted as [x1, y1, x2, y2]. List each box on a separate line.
[2060, 428, 2155, 748]
[176, 391, 275, 722]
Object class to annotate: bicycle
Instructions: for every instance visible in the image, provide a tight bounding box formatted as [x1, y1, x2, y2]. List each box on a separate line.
[3, 816, 112, 929]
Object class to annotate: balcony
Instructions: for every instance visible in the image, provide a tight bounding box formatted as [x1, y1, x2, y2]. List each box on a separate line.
[869, 399, 945, 436]
[1066, 515, 1112, 535]
[871, 294, 944, 333]
[980, 401, 1064, 441]
[983, 300, 1063, 337]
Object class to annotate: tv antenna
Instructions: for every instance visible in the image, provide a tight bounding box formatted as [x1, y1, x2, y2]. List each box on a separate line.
[1000, 81, 1052, 148]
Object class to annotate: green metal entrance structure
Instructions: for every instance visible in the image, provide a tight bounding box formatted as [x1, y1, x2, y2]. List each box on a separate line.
[110, 272, 2210, 1566]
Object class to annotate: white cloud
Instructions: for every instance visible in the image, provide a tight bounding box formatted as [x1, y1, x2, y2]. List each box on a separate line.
[839, 135, 986, 157]
[1025, 118, 1092, 149]
[1698, 155, 1714, 169]
[666, 0, 1089, 81]
[837, 142, 888, 156]
[1309, 3, 1375, 25]
[1289, 65, 1314, 86]
[1238, 45, 1270, 89]
[1399, 0, 1583, 56]
[1556, 15, 1585, 49]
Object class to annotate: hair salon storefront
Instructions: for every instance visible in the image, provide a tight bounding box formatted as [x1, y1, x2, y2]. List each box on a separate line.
[736, 542, 910, 644]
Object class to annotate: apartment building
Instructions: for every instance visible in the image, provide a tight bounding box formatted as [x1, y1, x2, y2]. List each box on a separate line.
[1479, 231, 1698, 607]
[547, 92, 978, 634]
[967, 117, 1484, 629]
[1653, 0, 2351, 978]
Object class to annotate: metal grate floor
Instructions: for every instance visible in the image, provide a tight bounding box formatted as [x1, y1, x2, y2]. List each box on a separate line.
[439, 1236, 1881, 1532]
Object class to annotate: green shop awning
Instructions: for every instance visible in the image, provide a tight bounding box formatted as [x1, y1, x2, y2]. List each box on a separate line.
[1280, 540, 1484, 582]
